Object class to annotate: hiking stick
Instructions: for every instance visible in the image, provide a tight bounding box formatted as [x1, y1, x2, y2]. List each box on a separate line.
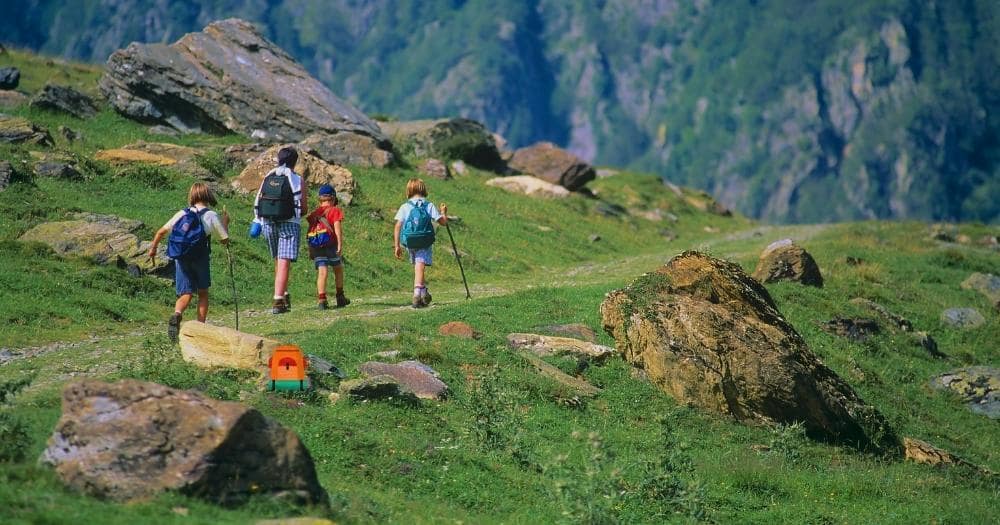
[444, 221, 471, 299]
[225, 243, 239, 331]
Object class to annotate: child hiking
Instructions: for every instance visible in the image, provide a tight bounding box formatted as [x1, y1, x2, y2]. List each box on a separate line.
[252, 146, 307, 314]
[394, 178, 448, 308]
[306, 183, 350, 309]
[148, 182, 230, 342]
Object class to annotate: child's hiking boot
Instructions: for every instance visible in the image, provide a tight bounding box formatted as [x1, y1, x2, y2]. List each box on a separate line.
[284, 292, 292, 311]
[412, 295, 426, 309]
[272, 297, 289, 314]
[419, 288, 432, 306]
[335, 293, 351, 308]
[167, 312, 182, 343]
[318, 300, 329, 310]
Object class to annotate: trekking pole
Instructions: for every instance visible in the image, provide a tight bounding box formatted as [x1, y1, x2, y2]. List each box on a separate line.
[444, 221, 471, 299]
[225, 243, 239, 331]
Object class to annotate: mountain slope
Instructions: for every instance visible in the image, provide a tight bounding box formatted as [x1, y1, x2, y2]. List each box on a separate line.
[3, 0, 997, 224]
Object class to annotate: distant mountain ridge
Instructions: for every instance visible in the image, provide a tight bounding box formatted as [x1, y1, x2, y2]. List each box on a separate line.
[4, 0, 997, 223]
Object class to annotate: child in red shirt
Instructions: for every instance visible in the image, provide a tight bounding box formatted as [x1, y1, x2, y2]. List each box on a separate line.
[306, 184, 349, 309]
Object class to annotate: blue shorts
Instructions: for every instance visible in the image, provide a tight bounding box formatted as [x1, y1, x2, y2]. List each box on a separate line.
[408, 246, 432, 266]
[175, 253, 211, 295]
[309, 244, 343, 268]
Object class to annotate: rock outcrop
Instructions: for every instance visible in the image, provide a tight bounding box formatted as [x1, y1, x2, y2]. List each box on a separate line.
[99, 18, 390, 158]
[485, 175, 570, 198]
[29, 84, 99, 119]
[508, 142, 595, 191]
[41, 379, 327, 505]
[0, 116, 53, 146]
[507, 333, 614, 361]
[601, 251, 900, 453]
[231, 145, 355, 205]
[930, 367, 999, 419]
[379, 118, 504, 171]
[356, 361, 448, 400]
[0, 67, 19, 90]
[752, 239, 823, 287]
[178, 322, 279, 370]
[18, 212, 169, 274]
[298, 132, 394, 168]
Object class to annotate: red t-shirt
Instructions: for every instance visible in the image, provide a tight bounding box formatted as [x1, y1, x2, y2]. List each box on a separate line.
[307, 205, 344, 243]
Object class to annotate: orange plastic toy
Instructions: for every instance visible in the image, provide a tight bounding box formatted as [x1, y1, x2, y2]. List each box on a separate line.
[266, 345, 311, 391]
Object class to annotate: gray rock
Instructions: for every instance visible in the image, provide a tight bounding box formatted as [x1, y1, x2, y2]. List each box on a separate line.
[0, 67, 18, 90]
[752, 239, 824, 287]
[588, 234, 601, 243]
[357, 361, 448, 400]
[41, 379, 327, 505]
[941, 307, 986, 329]
[18, 212, 168, 273]
[58, 125, 81, 142]
[960, 273, 1000, 309]
[419, 158, 451, 180]
[930, 367, 1000, 419]
[379, 118, 504, 171]
[99, 19, 388, 152]
[299, 132, 394, 168]
[30, 84, 99, 119]
[0, 161, 12, 191]
[339, 375, 416, 402]
[507, 333, 614, 361]
[822, 316, 880, 342]
[508, 141, 596, 191]
[594, 202, 627, 217]
[34, 161, 82, 180]
[0, 115, 53, 145]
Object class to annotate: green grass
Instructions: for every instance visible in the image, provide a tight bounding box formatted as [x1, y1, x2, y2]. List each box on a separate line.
[1, 48, 998, 525]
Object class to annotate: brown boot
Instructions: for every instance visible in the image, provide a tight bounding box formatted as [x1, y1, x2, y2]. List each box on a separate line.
[271, 297, 289, 314]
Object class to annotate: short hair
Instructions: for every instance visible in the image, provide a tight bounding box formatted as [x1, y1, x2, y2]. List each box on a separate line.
[277, 147, 298, 168]
[188, 182, 217, 207]
[318, 193, 338, 204]
[405, 178, 427, 198]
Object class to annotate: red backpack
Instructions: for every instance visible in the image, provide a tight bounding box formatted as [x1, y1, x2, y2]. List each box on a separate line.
[306, 209, 335, 248]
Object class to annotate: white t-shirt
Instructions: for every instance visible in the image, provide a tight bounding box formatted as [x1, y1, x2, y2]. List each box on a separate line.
[162, 205, 229, 240]
[394, 198, 442, 222]
[253, 166, 304, 224]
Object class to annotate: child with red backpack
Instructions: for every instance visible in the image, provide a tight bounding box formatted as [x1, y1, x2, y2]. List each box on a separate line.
[148, 182, 230, 342]
[306, 183, 350, 309]
[393, 178, 448, 308]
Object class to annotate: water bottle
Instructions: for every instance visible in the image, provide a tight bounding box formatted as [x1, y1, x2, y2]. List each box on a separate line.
[249, 221, 262, 239]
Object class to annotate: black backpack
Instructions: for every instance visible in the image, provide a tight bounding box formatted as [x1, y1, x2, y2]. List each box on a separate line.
[258, 169, 297, 220]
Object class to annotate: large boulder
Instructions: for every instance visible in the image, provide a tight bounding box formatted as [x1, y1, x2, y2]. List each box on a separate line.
[356, 361, 448, 400]
[508, 142, 596, 191]
[0, 115, 53, 146]
[41, 379, 327, 505]
[751, 239, 824, 287]
[178, 321, 279, 370]
[298, 132, 394, 168]
[485, 175, 570, 199]
[0, 67, 19, 90]
[379, 118, 504, 171]
[18, 212, 169, 274]
[930, 367, 999, 419]
[99, 19, 390, 155]
[29, 84, 99, 119]
[231, 145, 356, 205]
[600, 251, 900, 453]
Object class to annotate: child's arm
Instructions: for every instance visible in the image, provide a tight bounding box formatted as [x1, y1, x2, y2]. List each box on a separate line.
[147, 226, 170, 259]
[334, 220, 344, 256]
[393, 221, 403, 259]
[219, 208, 231, 245]
[437, 203, 448, 225]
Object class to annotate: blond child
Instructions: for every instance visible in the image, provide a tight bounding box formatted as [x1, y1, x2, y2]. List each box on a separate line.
[393, 178, 447, 308]
[306, 184, 349, 309]
[148, 182, 230, 342]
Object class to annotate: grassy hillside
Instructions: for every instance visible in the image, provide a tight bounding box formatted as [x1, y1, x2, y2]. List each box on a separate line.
[1, 51, 998, 524]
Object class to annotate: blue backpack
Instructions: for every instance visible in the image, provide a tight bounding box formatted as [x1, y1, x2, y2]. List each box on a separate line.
[167, 208, 210, 259]
[400, 200, 436, 249]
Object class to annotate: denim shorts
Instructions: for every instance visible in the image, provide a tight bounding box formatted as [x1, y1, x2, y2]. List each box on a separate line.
[408, 246, 432, 266]
[175, 253, 211, 295]
[309, 244, 343, 268]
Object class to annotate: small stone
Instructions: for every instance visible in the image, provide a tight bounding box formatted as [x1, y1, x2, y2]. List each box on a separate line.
[0, 161, 12, 192]
[845, 256, 865, 266]
[914, 331, 945, 359]
[327, 392, 341, 404]
[58, 125, 81, 142]
[960, 273, 1000, 308]
[752, 239, 823, 287]
[659, 229, 677, 241]
[357, 361, 448, 400]
[975, 235, 998, 248]
[595, 202, 626, 217]
[171, 507, 189, 517]
[374, 350, 400, 359]
[822, 317, 880, 342]
[508, 333, 614, 361]
[450, 160, 467, 176]
[419, 158, 451, 180]
[929, 224, 957, 242]
[438, 321, 480, 339]
[178, 321, 279, 370]
[0, 67, 19, 90]
[588, 234, 601, 243]
[596, 168, 618, 178]
[703, 226, 720, 233]
[930, 366, 1000, 419]
[941, 308, 986, 329]
[34, 162, 81, 180]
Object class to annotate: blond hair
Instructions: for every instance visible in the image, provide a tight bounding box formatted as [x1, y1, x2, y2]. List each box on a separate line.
[405, 178, 428, 198]
[187, 182, 217, 207]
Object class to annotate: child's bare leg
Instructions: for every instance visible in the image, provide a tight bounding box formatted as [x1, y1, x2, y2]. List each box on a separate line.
[274, 258, 291, 298]
[316, 265, 329, 297]
[333, 265, 345, 290]
[414, 261, 426, 289]
[196, 289, 209, 322]
[174, 293, 193, 315]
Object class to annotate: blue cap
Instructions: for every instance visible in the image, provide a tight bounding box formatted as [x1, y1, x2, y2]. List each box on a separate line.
[318, 184, 335, 197]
